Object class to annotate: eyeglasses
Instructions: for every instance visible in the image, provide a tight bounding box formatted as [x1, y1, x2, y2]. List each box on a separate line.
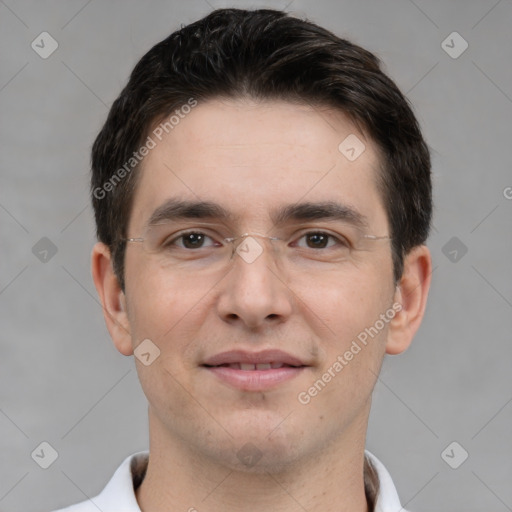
[123, 221, 391, 274]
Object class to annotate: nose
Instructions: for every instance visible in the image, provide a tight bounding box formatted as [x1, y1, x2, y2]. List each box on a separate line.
[215, 235, 293, 331]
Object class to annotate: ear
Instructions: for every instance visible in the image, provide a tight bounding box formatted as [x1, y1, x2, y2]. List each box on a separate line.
[385, 245, 432, 355]
[91, 242, 134, 356]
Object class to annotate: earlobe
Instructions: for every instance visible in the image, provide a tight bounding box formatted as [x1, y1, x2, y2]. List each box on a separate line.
[385, 245, 432, 355]
[91, 242, 134, 356]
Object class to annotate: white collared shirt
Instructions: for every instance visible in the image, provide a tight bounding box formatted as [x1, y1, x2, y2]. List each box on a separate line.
[53, 450, 408, 512]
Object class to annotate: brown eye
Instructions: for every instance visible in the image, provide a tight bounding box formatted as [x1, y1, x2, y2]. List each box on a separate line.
[295, 231, 346, 250]
[181, 233, 206, 249]
[306, 233, 329, 248]
[166, 231, 217, 250]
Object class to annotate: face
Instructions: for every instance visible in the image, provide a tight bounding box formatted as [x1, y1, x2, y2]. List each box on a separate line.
[121, 98, 398, 471]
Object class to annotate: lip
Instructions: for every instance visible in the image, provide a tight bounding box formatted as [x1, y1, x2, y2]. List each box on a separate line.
[202, 349, 309, 392]
[202, 349, 306, 367]
[205, 366, 306, 391]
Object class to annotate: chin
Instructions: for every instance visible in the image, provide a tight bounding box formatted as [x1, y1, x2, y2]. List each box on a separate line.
[207, 438, 304, 475]
[208, 413, 307, 472]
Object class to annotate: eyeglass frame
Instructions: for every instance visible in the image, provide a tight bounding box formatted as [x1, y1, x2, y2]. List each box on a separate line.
[122, 229, 392, 262]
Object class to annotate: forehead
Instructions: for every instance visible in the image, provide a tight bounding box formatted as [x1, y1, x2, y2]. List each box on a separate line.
[130, 98, 387, 231]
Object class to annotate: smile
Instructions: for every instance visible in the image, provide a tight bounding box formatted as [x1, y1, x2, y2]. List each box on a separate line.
[201, 350, 309, 391]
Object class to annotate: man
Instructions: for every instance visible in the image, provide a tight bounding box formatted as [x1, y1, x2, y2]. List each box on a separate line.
[55, 8, 432, 512]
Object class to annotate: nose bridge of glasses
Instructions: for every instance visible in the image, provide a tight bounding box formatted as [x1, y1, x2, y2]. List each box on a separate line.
[226, 232, 282, 263]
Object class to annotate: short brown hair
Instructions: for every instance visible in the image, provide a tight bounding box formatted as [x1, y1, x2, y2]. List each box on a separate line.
[91, 8, 432, 290]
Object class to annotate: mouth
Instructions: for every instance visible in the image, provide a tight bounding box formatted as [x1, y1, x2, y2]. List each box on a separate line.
[204, 361, 300, 370]
[201, 350, 309, 391]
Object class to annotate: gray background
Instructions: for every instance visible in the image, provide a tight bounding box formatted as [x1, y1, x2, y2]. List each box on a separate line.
[1, 0, 511, 511]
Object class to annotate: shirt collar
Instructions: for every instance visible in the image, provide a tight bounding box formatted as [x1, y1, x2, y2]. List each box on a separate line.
[365, 451, 407, 512]
[75, 450, 407, 512]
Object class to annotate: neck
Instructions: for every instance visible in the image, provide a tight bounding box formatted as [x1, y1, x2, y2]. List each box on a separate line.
[136, 412, 372, 512]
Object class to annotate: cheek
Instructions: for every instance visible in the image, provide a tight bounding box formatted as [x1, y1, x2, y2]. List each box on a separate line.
[301, 263, 393, 335]
[302, 277, 392, 414]
[124, 266, 218, 398]
[124, 252, 205, 340]
[125, 269, 207, 406]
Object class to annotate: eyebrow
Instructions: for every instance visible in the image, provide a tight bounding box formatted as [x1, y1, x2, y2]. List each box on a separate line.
[147, 199, 238, 226]
[272, 201, 369, 229]
[147, 198, 369, 230]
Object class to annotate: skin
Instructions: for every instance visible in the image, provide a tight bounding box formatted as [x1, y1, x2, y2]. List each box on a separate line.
[92, 98, 431, 512]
